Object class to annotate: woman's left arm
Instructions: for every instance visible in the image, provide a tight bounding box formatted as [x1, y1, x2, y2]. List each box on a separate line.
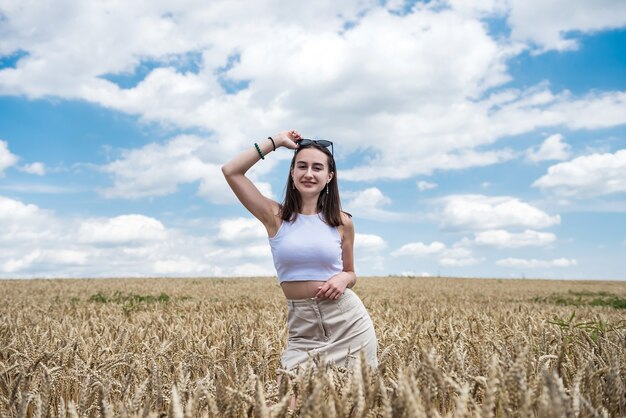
[315, 214, 356, 299]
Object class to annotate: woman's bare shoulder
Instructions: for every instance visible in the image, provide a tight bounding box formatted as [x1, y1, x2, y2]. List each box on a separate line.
[338, 212, 354, 243]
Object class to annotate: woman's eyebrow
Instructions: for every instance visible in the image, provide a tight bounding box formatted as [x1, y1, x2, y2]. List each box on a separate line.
[296, 161, 325, 168]
[296, 160, 324, 165]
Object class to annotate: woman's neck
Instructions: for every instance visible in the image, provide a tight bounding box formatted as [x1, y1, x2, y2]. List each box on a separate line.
[300, 197, 318, 215]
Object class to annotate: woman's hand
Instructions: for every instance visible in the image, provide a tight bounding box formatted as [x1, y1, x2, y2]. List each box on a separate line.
[274, 130, 302, 150]
[315, 272, 354, 300]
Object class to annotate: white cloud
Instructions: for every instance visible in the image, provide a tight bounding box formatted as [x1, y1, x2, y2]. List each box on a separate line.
[391, 240, 483, 267]
[354, 233, 387, 251]
[346, 187, 392, 208]
[198, 165, 274, 204]
[44, 249, 88, 265]
[101, 135, 212, 198]
[0, 183, 77, 194]
[417, 180, 438, 191]
[101, 135, 262, 203]
[6, 249, 89, 272]
[526, 134, 572, 162]
[541, 91, 626, 130]
[496, 257, 578, 268]
[438, 246, 484, 267]
[448, 0, 508, 18]
[533, 149, 626, 197]
[0, 195, 43, 222]
[2, 3, 626, 184]
[340, 89, 626, 181]
[0, 196, 90, 274]
[395, 271, 434, 277]
[232, 263, 276, 277]
[439, 256, 482, 267]
[438, 194, 560, 231]
[18, 162, 46, 175]
[473, 229, 556, 248]
[0, 140, 19, 175]
[0, 142, 47, 177]
[486, 88, 626, 135]
[2, 251, 40, 273]
[391, 241, 446, 257]
[78, 215, 167, 245]
[344, 187, 406, 221]
[207, 244, 271, 260]
[217, 217, 266, 242]
[0, 195, 280, 278]
[341, 147, 516, 181]
[506, 0, 626, 52]
[152, 256, 217, 276]
[0, 196, 61, 241]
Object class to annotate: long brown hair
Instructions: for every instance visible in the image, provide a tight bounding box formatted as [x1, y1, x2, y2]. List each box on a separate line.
[279, 143, 346, 227]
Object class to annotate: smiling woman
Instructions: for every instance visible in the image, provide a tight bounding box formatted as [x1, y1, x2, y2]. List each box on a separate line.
[221, 130, 378, 371]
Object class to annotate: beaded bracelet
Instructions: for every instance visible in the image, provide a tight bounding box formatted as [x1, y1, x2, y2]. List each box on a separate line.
[254, 143, 264, 160]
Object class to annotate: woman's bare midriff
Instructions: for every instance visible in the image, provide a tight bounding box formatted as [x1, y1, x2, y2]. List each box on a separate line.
[280, 280, 327, 299]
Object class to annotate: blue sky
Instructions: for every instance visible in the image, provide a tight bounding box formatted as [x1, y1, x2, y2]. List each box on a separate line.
[1, 0, 625, 279]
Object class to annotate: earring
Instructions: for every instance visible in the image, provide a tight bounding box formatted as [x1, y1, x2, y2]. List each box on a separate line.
[292, 181, 295, 190]
[326, 183, 329, 194]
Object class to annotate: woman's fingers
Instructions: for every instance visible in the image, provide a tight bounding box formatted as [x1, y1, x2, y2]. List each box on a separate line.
[316, 283, 343, 299]
[277, 130, 300, 149]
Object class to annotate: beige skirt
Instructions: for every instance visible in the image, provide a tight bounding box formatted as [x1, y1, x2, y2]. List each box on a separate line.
[281, 288, 378, 370]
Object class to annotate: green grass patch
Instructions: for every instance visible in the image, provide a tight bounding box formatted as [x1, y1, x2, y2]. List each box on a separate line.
[87, 291, 195, 315]
[89, 291, 174, 304]
[547, 311, 626, 342]
[533, 290, 626, 309]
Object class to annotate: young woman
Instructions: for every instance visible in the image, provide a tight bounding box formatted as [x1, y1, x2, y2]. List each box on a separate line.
[221, 130, 378, 370]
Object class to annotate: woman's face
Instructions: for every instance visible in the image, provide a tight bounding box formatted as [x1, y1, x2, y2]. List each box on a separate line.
[291, 147, 333, 196]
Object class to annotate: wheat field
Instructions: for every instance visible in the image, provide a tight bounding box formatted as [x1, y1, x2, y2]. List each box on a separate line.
[1, 277, 625, 417]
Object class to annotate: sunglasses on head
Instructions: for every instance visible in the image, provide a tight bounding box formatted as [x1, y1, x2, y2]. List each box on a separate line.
[296, 138, 334, 156]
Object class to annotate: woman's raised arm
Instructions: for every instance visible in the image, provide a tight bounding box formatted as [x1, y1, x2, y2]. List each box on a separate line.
[221, 130, 301, 233]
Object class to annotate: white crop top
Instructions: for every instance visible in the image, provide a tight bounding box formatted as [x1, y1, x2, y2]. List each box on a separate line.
[269, 213, 343, 283]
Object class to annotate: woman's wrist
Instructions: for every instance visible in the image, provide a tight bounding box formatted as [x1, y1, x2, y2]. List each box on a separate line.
[254, 138, 275, 160]
[272, 130, 300, 150]
[272, 133, 286, 149]
[343, 271, 356, 288]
